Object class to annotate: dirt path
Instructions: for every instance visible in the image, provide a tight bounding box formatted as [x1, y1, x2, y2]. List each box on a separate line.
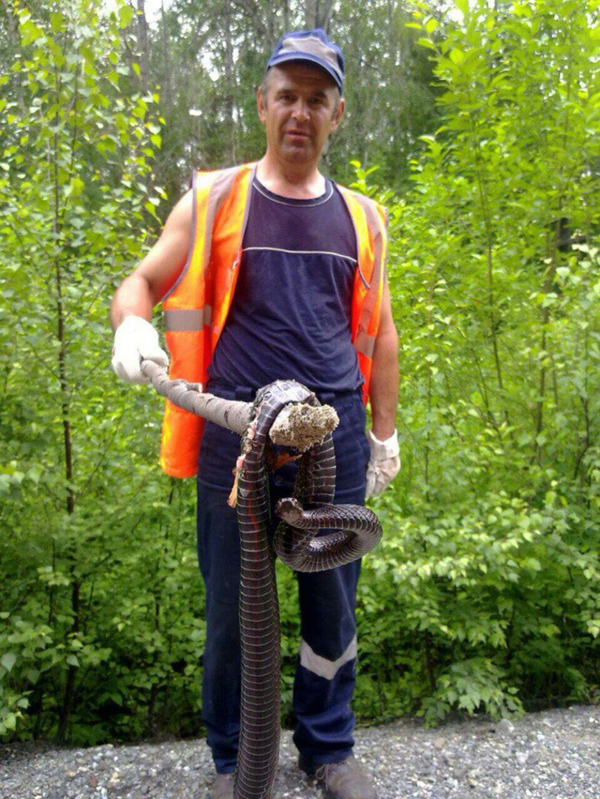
[1, 705, 598, 799]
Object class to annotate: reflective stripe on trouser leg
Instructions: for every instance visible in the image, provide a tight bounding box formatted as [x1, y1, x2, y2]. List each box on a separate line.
[300, 634, 357, 680]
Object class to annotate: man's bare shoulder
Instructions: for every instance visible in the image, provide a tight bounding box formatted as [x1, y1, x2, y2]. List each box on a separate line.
[131, 187, 195, 305]
[168, 187, 194, 228]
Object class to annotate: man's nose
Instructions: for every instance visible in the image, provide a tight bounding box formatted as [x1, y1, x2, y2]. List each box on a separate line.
[291, 100, 310, 122]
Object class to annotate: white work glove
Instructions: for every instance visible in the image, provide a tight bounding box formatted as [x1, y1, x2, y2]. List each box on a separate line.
[111, 315, 169, 384]
[366, 429, 401, 499]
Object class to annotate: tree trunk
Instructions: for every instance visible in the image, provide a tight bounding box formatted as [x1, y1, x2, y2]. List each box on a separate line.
[533, 220, 560, 465]
[222, 0, 237, 164]
[159, 0, 172, 112]
[304, 0, 334, 31]
[136, 0, 150, 92]
[0, 0, 19, 46]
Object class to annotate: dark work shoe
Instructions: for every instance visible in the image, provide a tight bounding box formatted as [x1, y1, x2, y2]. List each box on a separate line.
[211, 772, 234, 799]
[299, 754, 377, 799]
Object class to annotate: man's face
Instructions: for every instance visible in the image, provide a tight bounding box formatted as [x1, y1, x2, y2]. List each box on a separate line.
[257, 62, 345, 166]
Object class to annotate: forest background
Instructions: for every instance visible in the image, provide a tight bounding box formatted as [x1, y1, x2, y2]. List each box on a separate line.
[0, 0, 599, 746]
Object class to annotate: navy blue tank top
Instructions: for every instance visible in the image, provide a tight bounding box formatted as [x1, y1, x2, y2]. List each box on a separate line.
[208, 177, 363, 393]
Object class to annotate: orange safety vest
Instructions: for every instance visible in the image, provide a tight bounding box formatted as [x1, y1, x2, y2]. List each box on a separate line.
[160, 162, 388, 478]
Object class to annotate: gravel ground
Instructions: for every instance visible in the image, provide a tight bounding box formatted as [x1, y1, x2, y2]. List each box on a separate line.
[1, 705, 599, 799]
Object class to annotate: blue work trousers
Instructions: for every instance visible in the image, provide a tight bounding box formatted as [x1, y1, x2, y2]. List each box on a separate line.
[196, 384, 370, 774]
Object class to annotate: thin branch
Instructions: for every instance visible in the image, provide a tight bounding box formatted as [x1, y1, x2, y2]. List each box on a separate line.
[74, 411, 125, 503]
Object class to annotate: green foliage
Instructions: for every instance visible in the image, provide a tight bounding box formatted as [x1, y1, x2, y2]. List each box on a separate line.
[0, 0, 202, 743]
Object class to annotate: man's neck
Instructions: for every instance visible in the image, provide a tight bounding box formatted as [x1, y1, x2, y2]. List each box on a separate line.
[256, 155, 326, 199]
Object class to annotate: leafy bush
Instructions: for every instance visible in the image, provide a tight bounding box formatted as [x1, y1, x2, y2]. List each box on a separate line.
[352, 0, 600, 724]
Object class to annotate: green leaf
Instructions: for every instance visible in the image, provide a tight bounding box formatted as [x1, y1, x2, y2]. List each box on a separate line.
[1, 653, 17, 673]
[449, 48, 466, 65]
[2, 713, 18, 731]
[118, 5, 135, 28]
[50, 11, 63, 31]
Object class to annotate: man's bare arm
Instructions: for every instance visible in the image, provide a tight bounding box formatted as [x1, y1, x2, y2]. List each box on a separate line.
[110, 188, 194, 330]
[369, 280, 399, 439]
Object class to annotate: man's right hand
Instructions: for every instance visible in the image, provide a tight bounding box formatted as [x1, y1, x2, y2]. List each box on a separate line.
[111, 316, 169, 384]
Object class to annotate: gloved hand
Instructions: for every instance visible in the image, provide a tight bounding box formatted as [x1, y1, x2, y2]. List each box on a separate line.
[366, 429, 401, 499]
[111, 315, 169, 384]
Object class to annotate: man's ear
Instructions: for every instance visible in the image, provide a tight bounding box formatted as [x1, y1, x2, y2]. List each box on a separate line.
[330, 97, 345, 133]
[257, 86, 267, 125]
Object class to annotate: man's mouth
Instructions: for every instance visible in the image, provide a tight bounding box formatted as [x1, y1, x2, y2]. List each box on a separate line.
[285, 129, 310, 139]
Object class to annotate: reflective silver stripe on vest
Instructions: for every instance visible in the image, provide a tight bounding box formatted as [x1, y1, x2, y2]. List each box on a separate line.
[354, 329, 376, 358]
[299, 635, 357, 680]
[164, 306, 212, 331]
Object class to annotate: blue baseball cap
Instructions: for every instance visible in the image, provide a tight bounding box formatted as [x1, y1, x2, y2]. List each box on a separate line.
[266, 29, 345, 93]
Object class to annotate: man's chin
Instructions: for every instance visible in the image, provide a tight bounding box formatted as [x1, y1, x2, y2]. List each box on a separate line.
[279, 143, 316, 163]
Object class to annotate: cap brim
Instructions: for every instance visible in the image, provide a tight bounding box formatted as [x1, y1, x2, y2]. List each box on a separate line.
[267, 53, 343, 93]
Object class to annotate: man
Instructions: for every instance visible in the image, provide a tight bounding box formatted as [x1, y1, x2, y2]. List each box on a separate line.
[111, 29, 399, 799]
